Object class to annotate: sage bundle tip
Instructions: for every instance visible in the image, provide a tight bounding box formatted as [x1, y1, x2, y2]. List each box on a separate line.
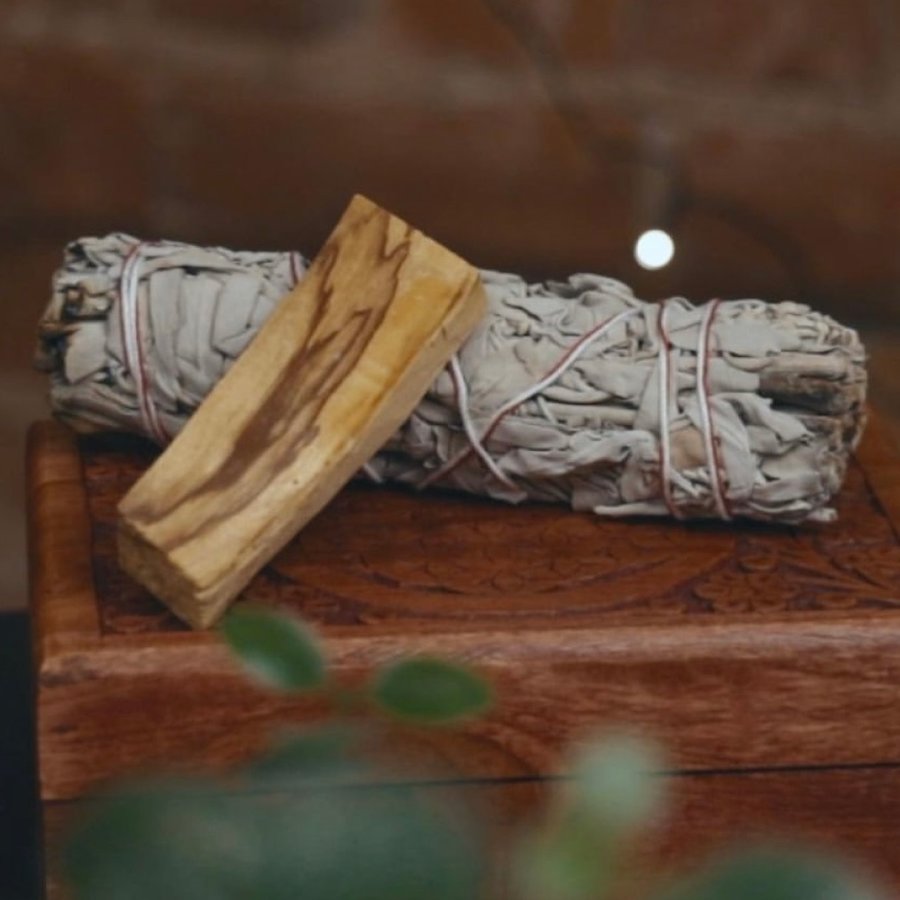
[36, 233, 867, 525]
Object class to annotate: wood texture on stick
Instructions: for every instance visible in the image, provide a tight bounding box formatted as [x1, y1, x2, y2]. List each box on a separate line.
[117, 195, 486, 629]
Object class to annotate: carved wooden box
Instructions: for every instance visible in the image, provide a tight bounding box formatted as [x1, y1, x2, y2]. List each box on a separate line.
[28, 416, 900, 894]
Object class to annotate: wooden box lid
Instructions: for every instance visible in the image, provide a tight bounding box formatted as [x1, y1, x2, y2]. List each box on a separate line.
[28, 416, 900, 801]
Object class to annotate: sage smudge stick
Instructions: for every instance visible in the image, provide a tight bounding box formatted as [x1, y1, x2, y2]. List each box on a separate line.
[36, 234, 866, 524]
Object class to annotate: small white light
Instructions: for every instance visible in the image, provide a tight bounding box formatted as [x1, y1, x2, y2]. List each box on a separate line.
[634, 229, 675, 270]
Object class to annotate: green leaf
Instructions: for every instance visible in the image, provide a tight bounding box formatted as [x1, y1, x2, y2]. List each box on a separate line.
[654, 845, 885, 900]
[513, 735, 665, 900]
[63, 778, 262, 900]
[372, 657, 492, 725]
[566, 733, 665, 837]
[220, 606, 325, 692]
[515, 828, 616, 900]
[65, 776, 485, 900]
[245, 724, 366, 784]
[258, 785, 484, 900]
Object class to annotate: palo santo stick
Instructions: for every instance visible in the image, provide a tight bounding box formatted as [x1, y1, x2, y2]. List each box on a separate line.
[117, 195, 486, 628]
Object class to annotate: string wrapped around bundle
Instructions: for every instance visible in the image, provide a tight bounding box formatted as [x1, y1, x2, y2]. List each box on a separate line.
[36, 234, 867, 524]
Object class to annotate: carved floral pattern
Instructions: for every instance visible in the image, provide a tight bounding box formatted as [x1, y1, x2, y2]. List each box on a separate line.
[687, 538, 900, 615]
[80, 436, 900, 635]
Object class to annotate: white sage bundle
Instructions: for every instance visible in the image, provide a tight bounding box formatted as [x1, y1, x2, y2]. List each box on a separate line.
[36, 234, 866, 524]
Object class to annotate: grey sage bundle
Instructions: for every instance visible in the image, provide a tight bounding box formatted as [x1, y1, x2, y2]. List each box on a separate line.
[36, 234, 866, 524]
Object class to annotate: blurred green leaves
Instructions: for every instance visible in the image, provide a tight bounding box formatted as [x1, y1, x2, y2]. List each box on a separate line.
[220, 609, 492, 726]
[64, 775, 482, 900]
[220, 607, 325, 692]
[254, 786, 482, 900]
[373, 657, 492, 725]
[244, 723, 365, 785]
[654, 845, 885, 900]
[566, 734, 665, 837]
[65, 609, 888, 900]
[63, 779, 263, 900]
[516, 733, 666, 900]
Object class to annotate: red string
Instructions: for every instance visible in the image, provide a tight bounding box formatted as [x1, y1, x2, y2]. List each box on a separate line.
[118, 242, 171, 445]
[656, 301, 681, 519]
[659, 298, 731, 520]
[700, 299, 731, 518]
[421, 309, 637, 489]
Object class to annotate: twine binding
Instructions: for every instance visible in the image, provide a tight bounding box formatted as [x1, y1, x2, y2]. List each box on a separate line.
[435, 299, 731, 520]
[118, 242, 170, 446]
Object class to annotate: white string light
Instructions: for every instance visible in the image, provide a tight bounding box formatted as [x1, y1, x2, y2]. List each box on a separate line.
[635, 229, 675, 270]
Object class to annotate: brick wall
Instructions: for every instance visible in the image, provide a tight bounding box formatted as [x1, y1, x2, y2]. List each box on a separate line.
[1, 0, 899, 607]
[3, 0, 899, 313]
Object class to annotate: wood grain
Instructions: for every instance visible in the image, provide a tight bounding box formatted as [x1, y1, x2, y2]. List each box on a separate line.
[117, 195, 486, 629]
[27, 422, 100, 653]
[26, 412, 900, 805]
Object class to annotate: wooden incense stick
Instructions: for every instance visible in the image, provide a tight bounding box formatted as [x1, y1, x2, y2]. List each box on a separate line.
[117, 195, 486, 628]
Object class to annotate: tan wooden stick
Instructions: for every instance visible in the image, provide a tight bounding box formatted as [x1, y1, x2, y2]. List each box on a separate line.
[117, 195, 486, 628]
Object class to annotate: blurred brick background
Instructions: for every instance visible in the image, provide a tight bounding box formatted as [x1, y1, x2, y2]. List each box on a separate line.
[2, 0, 900, 608]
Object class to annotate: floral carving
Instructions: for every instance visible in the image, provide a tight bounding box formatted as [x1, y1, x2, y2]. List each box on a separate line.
[688, 535, 900, 615]
[80, 436, 900, 635]
[693, 570, 796, 614]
